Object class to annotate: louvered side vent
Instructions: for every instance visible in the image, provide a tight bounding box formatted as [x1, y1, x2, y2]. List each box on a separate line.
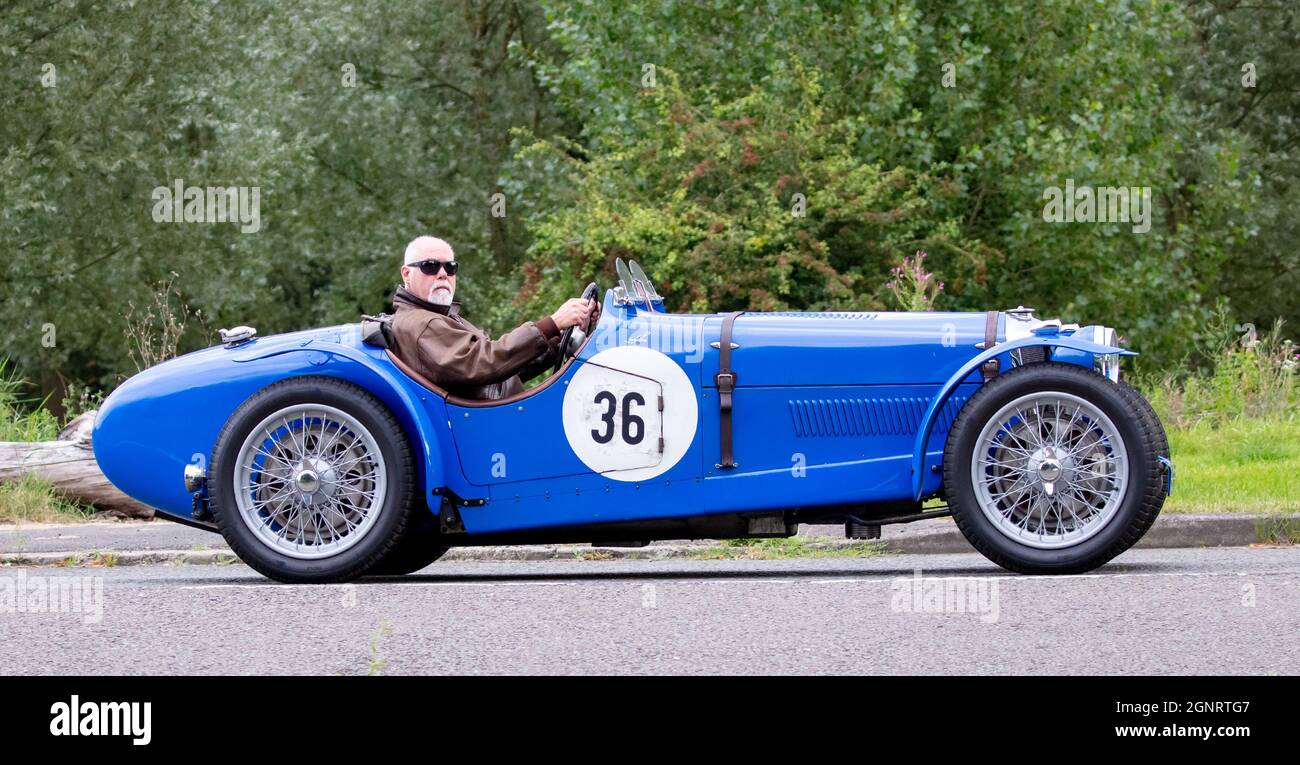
[788, 396, 969, 438]
[761, 311, 880, 319]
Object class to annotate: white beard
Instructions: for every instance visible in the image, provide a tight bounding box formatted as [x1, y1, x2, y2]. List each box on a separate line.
[427, 285, 453, 306]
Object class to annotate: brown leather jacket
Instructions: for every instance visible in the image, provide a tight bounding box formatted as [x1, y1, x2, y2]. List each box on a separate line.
[389, 286, 561, 400]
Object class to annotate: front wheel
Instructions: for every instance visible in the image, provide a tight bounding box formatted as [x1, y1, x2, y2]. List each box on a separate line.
[943, 362, 1169, 574]
[209, 376, 417, 583]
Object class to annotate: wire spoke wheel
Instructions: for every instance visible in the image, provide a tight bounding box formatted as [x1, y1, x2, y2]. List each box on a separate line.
[971, 391, 1128, 550]
[234, 403, 388, 559]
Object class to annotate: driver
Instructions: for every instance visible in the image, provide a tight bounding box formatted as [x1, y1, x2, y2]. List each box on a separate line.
[390, 236, 596, 400]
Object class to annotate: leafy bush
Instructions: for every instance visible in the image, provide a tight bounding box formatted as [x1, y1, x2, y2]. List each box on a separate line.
[1143, 312, 1298, 428]
[520, 66, 979, 316]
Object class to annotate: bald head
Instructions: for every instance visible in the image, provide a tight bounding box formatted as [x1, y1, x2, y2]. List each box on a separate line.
[404, 235, 454, 265]
[401, 235, 457, 306]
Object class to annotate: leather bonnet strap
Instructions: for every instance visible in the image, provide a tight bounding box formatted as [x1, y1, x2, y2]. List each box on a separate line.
[715, 311, 744, 469]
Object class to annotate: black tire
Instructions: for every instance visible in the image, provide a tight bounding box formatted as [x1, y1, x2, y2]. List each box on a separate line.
[209, 376, 416, 583]
[943, 362, 1169, 574]
[366, 510, 449, 576]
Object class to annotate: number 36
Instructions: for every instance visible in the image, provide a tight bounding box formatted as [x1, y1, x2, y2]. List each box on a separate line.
[591, 391, 645, 445]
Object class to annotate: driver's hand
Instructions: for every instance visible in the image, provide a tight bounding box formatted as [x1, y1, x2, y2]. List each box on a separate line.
[551, 297, 595, 330]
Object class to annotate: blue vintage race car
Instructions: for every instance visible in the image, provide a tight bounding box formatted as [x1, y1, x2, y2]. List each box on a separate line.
[94, 259, 1172, 582]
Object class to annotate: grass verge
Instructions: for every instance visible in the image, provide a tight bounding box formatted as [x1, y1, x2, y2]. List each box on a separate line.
[1163, 417, 1299, 514]
[1254, 515, 1300, 545]
[0, 474, 95, 524]
[689, 536, 887, 560]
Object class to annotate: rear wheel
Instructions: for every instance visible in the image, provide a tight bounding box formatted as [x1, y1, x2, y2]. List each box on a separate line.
[943, 362, 1168, 574]
[209, 377, 415, 583]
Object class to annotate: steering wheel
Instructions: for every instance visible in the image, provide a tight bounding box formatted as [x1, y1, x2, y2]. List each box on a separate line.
[553, 282, 599, 375]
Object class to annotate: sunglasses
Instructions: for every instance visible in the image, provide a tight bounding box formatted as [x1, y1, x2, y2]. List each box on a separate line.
[408, 259, 458, 276]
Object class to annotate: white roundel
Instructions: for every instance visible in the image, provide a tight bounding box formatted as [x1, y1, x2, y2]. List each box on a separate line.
[561, 345, 698, 482]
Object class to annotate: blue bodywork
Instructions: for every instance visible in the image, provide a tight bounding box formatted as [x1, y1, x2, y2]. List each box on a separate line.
[93, 290, 1130, 535]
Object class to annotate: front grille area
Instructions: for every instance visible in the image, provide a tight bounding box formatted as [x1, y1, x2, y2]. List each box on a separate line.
[787, 395, 968, 438]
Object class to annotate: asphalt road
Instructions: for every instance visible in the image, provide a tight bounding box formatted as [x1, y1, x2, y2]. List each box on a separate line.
[1, 547, 1297, 675]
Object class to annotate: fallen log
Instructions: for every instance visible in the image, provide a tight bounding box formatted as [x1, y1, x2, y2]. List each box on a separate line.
[0, 410, 155, 519]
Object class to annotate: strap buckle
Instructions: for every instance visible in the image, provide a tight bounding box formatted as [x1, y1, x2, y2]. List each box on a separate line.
[714, 371, 736, 392]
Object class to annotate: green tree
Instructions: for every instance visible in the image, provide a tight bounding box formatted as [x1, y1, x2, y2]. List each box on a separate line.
[526, 0, 1260, 371]
[1, 0, 573, 402]
[1177, 1, 1300, 346]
